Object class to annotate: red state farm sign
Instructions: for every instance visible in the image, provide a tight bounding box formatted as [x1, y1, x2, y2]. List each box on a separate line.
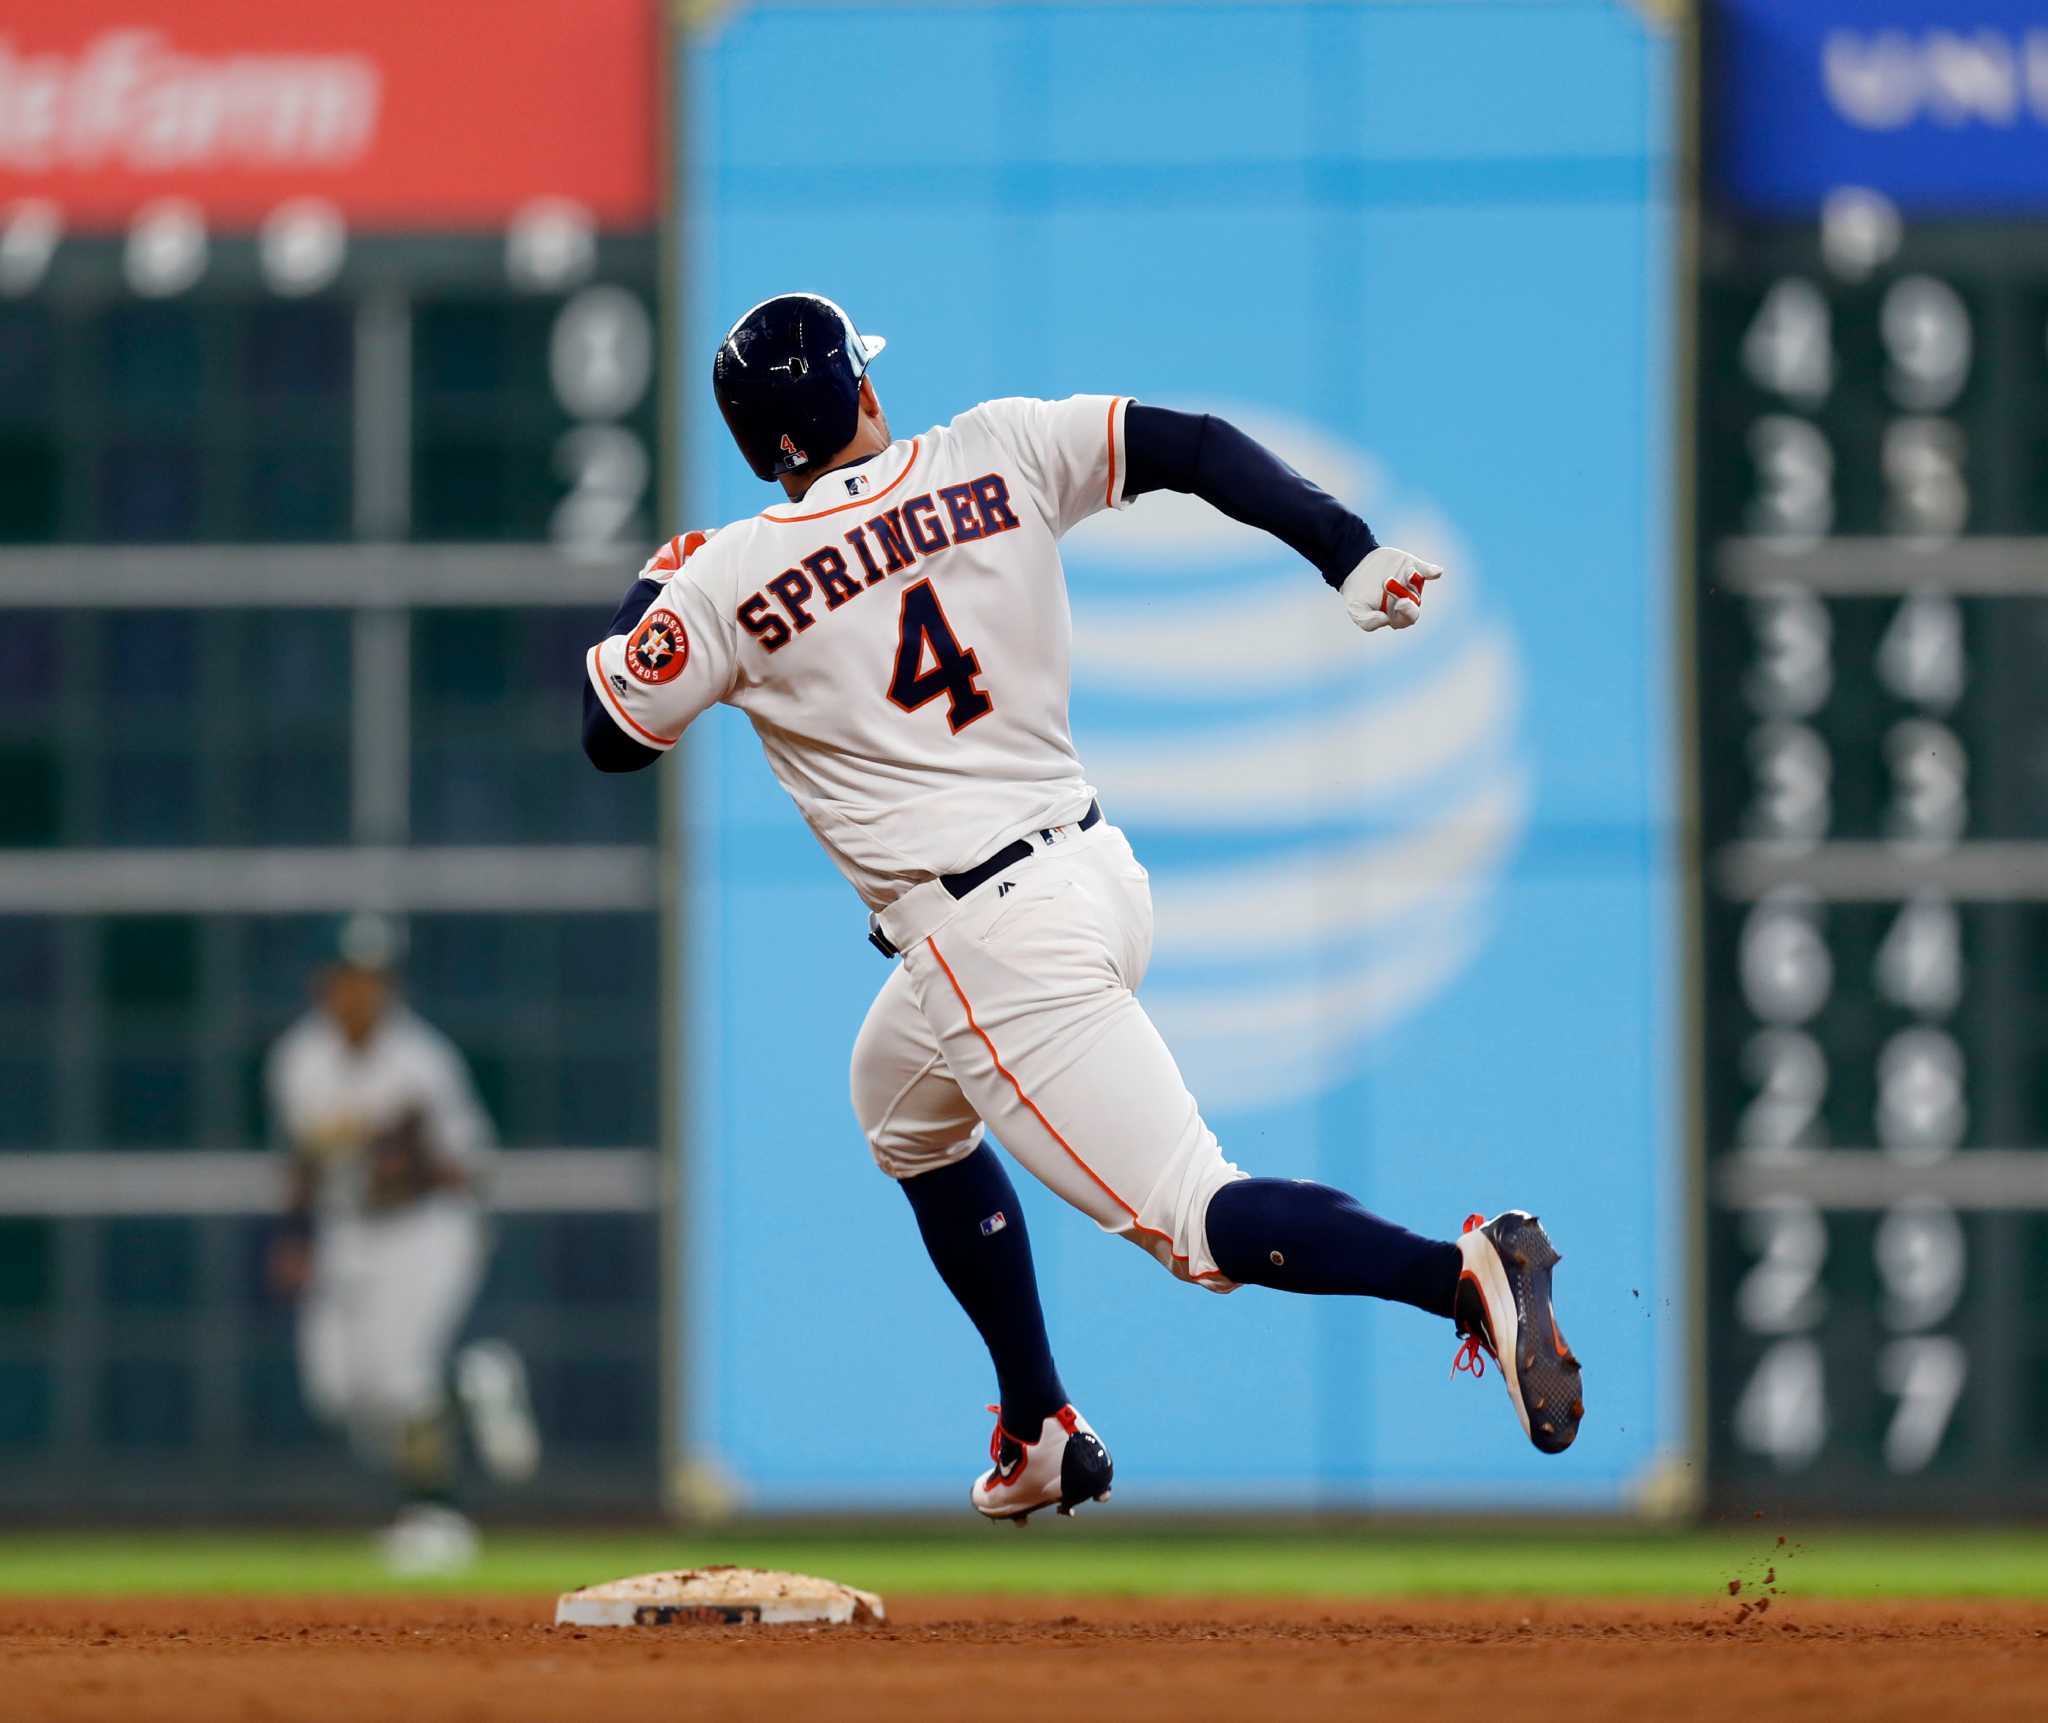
[0, 0, 657, 229]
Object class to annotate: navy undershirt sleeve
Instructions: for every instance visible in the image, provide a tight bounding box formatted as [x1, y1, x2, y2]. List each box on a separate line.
[581, 576, 664, 773]
[1122, 403, 1377, 589]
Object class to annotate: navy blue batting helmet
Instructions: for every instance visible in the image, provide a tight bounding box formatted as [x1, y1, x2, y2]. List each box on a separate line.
[712, 293, 888, 482]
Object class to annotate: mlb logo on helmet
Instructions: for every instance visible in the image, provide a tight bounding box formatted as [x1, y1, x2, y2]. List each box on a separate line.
[626, 608, 690, 684]
[779, 432, 807, 466]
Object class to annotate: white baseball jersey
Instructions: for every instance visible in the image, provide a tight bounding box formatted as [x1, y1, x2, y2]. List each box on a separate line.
[267, 1006, 495, 1221]
[585, 395, 1135, 909]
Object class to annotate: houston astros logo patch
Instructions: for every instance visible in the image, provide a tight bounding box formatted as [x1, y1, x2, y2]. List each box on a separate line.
[627, 608, 689, 684]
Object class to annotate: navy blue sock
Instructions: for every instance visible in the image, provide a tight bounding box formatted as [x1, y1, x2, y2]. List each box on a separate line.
[900, 1145, 1068, 1435]
[1206, 1179, 1461, 1317]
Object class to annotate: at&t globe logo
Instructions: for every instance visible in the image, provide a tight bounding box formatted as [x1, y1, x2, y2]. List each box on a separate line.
[1067, 407, 1530, 1112]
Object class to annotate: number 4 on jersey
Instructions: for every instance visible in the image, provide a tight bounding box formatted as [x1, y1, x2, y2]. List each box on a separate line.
[888, 578, 993, 732]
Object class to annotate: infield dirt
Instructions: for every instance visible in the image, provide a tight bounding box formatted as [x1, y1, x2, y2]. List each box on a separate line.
[5, 1595, 2043, 1721]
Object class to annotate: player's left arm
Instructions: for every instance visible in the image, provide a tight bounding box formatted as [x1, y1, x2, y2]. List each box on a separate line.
[1122, 404, 1441, 633]
[582, 530, 731, 772]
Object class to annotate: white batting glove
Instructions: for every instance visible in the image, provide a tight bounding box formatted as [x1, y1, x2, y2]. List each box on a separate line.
[1340, 545, 1443, 632]
[638, 528, 716, 583]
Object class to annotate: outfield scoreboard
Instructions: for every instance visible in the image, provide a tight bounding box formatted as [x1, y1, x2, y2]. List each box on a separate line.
[0, 2, 661, 549]
[1697, 0, 2048, 1510]
[0, 221, 657, 549]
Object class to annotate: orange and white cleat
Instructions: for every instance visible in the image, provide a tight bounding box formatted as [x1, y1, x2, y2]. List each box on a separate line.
[1452, 1210, 1584, 1455]
[970, 1403, 1113, 1524]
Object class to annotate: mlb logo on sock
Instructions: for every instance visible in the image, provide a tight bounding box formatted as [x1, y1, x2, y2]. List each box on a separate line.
[980, 1212, 1007, 1236]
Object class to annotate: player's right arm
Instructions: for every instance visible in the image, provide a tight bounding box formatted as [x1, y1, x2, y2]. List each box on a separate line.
[264, 1037, 316, 1298]
[581, 530, 738, 772]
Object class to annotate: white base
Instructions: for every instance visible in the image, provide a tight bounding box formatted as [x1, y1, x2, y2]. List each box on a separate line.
[554, 1566, 885, 1629]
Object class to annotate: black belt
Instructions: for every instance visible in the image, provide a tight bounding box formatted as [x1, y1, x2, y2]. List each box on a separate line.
[868, 800, 1101, 958]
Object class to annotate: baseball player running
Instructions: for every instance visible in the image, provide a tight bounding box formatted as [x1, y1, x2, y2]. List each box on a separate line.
[583, 294, 1583, 1520]
[267, 915, 539, 1569]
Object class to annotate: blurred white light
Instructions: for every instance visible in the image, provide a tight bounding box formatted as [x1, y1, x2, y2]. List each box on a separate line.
[1820, 186, 1901, 282]
[260, 198, 348, 295]
[1876, 1025, 1967, 1162]
[1875, 1197, 1966, 1333]
[1740, 891, 1833, 1024]
[508, 197, 597, 292]
[1881, 275, 1971, 412]
[0, 200, 62, 297]
[1742, 278, 1834, 406]
[125, 198, 208, 297]
[551, 423, 651, 554]
[1873, 892, 1963, 1016]
[1875, 591, 1966, 711]
[550, 285, 653, 419]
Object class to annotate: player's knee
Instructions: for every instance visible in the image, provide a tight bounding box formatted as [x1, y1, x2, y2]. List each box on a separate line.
[863, 1125, 910, 1180]
[850, 1029, 957, 1179]
[1118, 1223, 1243, 1293]
[1119, 1159, 1247, 1291]
[865, 1120, 982, 1182]
[355, 1364, 444, 1432]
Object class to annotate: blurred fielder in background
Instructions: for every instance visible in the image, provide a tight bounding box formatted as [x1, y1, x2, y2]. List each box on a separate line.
[265, 915, 540, 1573]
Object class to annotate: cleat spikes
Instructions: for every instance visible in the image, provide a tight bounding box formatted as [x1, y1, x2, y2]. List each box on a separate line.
[1450, 1209, 1585, 1457]
[974, 1404, 1113, 1524]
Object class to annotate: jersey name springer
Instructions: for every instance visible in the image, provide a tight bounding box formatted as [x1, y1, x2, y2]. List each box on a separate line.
[736, 470, 1021, 653]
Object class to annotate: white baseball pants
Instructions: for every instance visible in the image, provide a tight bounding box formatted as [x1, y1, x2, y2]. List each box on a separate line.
[300, 1194, 485, 1444]
[851, 821, 1244, 1286]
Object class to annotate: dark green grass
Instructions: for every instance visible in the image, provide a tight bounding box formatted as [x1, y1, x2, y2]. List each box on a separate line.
[1, 1526, 2044, 1601]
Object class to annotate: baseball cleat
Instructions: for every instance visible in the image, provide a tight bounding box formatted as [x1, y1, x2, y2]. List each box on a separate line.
[1452, 1210, 1584, 1455]
[376, 1503, 480, 1576]
[456, 1339, 542, 1485]
[970, 1403, 1113, 1524]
